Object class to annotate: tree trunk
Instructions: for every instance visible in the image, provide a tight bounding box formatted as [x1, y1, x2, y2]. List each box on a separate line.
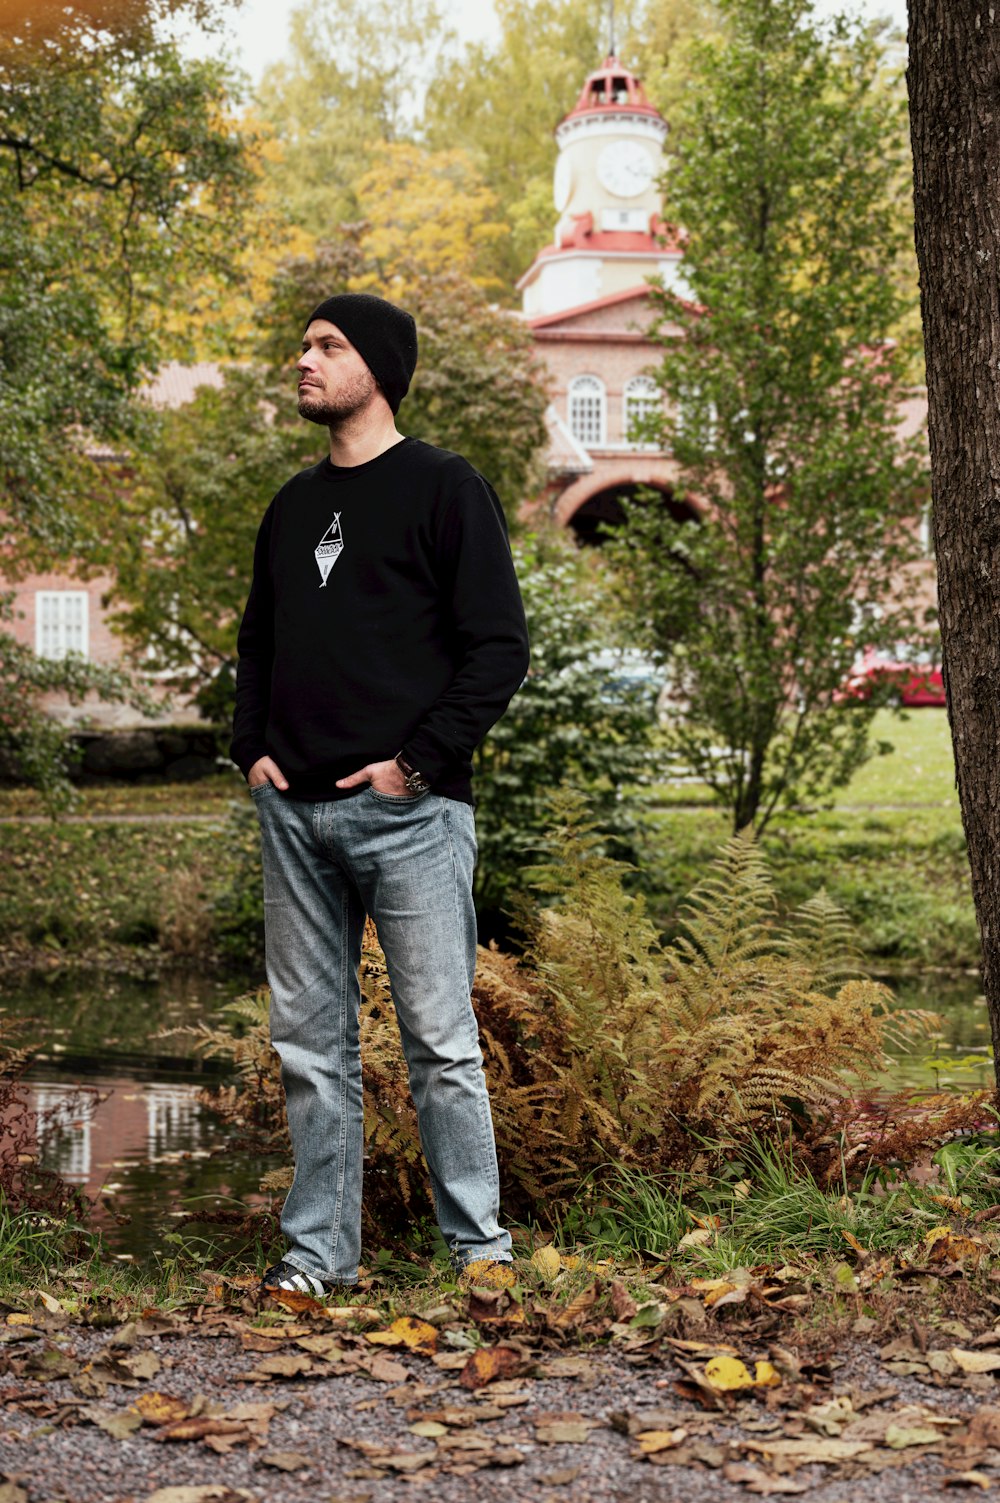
[908, 1, 1000, 1087]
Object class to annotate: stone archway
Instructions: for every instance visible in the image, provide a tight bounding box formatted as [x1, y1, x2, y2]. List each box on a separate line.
[565, 481, 699, 546]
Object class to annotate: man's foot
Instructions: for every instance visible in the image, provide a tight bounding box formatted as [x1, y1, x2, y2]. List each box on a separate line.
[458, 1259, 516, 1290]
[259, 1258, 332, 1298]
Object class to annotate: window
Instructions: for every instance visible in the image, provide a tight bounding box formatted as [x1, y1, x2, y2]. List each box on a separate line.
[35, 591, 88, 659]
[623, 376, 661, 446]
[568, 375, 606, 447]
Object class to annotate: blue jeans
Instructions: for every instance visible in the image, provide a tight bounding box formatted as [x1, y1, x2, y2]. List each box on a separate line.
[250, 782, 512, 1283]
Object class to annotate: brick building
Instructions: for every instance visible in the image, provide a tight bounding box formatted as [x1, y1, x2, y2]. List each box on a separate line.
[3, 363, 224, 729]
[519, 52, 698, 541]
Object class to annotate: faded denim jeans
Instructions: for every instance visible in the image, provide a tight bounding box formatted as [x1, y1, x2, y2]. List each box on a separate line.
[250, 781, 512, 1284]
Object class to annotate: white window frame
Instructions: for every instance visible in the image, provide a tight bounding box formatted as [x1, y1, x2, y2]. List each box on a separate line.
[35, 590, 89, 660]
[568, 375, 607, 448]
[623, 375, 662, 448]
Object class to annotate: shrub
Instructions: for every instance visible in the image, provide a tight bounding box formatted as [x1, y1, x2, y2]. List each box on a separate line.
[198, 800, 938, 1240]
[472, 530, 658, 932]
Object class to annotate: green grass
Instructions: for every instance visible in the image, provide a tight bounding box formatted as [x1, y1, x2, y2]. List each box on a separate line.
[0, 772, 243, 819]
[840, 708, 957, 807]
[556, 1146, 966, 1276]
[0, 819, 229, 958]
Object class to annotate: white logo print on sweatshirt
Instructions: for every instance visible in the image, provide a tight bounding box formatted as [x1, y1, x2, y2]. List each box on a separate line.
[315, 514, 344, 587]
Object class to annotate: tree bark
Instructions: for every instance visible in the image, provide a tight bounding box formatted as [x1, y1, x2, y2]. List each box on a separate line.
[908, 1, 1000, 1086]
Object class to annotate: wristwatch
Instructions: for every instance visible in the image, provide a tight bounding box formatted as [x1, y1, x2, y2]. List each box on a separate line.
[394, 751, 431, 793]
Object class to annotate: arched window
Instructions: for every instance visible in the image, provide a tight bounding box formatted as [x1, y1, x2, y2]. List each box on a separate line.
[623, 375, 661, 446]
[568, 375, 606, 447]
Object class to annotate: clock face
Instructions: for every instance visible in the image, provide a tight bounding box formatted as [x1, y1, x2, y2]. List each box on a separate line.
[553, 155, 573, 212]
[597, 140, 655, 199]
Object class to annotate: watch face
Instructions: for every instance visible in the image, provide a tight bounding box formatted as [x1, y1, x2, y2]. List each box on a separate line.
[597, 140, 655, 199]
[553, 155, 573, 212]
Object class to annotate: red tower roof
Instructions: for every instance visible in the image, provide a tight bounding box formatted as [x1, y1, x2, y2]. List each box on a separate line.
[560, 54, 664, 124]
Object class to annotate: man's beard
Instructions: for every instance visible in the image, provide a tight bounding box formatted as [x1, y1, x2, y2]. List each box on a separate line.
[297, 368, 378, 424]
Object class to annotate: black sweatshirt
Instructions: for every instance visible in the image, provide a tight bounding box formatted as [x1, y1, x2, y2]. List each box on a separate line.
[229, 437, 529, 805]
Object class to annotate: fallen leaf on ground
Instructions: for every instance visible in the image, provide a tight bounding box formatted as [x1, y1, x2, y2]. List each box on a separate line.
[742, 1437, 874, 1467]
[531, 1245, 561, 1280]
[431, 1352, 471, 1371]
[535, 1420, 595, 1444]
[245, 1352, 317, 1381]
[132, 1392, 193, 1427]
[366, 1317, 437, 1355]
[258, 1451, 313, 1471]
[804, 1396, 855, 1436]
[550, 1284, 599, 1329]
[80, 1403, 144, 1439]
[360, 1353, 410, 1384]
[261, 1289, 326, 1317]
[151, 1417, 252, 1445]
[636, 1428, 688, 1454]
[294, 1334, 346, 1361]
[959, 1406, 1000, 1449]
[943, 1472, 993, 1489]
[459, 1346, 524, 1390]
[123, 1349, 161, 1381]
[704, 1356, 757, 1391]
[722, 1463, 811, 1495]
[677, 1229, 712, 1249]
[952, 1349, 1000, 1374]
[926, 1229, 987, 1267]
[664, 1337, 741, 1356]
[539, 1356, 595, 1379]
[884, 1423, 945, 1448]
[146, 1490, 258, 1503]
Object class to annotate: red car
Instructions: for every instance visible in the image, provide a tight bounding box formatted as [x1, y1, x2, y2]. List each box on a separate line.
[839, 647, 946, 707]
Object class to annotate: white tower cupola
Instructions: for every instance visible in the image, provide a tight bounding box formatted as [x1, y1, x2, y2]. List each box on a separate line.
[519, 51, 684, 319]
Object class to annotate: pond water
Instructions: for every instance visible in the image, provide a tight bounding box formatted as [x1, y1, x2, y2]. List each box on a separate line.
[2, 967, 279, 1265]
[0, 964, 994, 1265]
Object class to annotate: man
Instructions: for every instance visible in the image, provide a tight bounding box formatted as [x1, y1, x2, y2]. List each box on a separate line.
[230, 292, 529, 1297]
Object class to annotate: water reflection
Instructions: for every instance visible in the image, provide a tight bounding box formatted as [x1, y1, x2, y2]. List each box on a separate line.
[5, 967, 272, 1261]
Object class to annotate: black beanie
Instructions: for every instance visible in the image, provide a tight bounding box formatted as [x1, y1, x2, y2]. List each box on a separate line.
[305, 293, 418, 415]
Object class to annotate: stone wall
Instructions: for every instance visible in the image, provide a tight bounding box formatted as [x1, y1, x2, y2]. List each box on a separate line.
[69, 725, 229, 784]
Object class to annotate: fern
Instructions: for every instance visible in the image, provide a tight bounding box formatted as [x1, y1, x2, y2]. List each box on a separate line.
[194, 802, 944, 1235]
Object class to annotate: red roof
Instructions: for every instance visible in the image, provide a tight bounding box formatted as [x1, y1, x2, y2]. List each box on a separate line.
[561, 54, 664, 125]
[527, 286, 654, 329]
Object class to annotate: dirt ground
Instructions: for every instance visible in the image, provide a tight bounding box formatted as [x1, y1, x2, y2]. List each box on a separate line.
[2, 1293, 1000, 1503]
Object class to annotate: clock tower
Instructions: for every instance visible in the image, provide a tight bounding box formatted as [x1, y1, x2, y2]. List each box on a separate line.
[518, 52, 683, 318]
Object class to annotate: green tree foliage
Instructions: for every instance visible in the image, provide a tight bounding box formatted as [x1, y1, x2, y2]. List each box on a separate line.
[255, 0, 452, 233]
[0, 0, 258, 554]
[612, 0, 926, 831]
[473, 533, 657, 928]
[102, 368, 318, 712]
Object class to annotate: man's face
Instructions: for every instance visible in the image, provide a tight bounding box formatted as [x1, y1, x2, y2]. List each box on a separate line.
[296, 319, 378, 423]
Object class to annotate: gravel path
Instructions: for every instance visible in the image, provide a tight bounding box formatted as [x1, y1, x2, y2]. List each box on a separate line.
[0, 1321, 993, 1503]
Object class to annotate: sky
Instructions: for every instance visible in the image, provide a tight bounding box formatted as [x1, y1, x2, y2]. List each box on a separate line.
[183, 0, 909, 86]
